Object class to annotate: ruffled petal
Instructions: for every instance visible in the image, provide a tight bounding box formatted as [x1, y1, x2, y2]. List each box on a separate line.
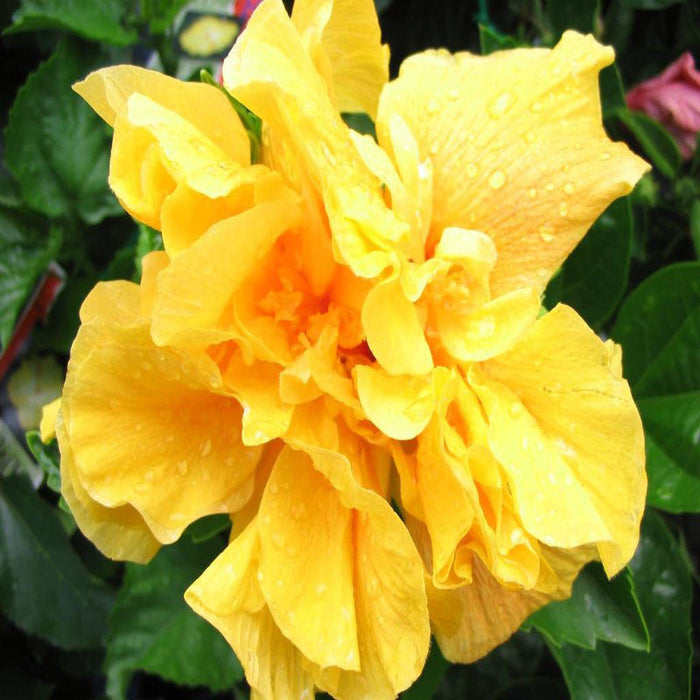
[258, 446, 360, 670]
[73, 65, 250, 163]
[222, 0, 406, 278]
[377, 31, 649, 294]
[361, 279, 433, 376]
[151, 198, 302, 349]
[291, 0, 389, 118]
[57, 411, 160, 563]
[62, 286, 262, 544]
[354, 364, 434, 440]
[472, 304, 646, 575]
[185, 522, 316, 699]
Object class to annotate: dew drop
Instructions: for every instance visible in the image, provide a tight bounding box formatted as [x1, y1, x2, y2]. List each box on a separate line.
[521, 435, 529, 451]
[568, 421, 577, 433]
[528, 188, 537, 199]
[426, 98, 440, 114]
[448, 87, 459, 100]
[534, 357, 543, 367]
[316, 583, 327, 596]
[466, 163, 478, 178]
[489, 92, 513, 118]
[600, 151, 611, 160]
[547, 472, 557, 485]
[272, 532, 285, 548]
[489, 170, 506, 190]
[429, 141, 439, 156]
[510, 527, 523, 545]
[559, 202, 568, 217]
[537, 267, 549, 278]
[136, 483, 149, 493]
[477, 316, 495, 338]
[545, 182, 555, 192]
[525, 131, 535, 144]
[256, 571, 264, 582]
[563, 181, 574, 194]
[145, 470, 154, 482]
[539, 228, 555, 243]
[176, 460, 188, 476]
[200, 438, 212, 457]
[509, 403, 523, 418]
[269, 482, 279, 495]
[531, 101, 543, 113]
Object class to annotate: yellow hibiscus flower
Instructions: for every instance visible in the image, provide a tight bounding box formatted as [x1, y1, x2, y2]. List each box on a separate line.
[45, 0, 648, 696]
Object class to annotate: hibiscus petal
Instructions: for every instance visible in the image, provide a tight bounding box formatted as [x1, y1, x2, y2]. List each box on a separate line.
[63, 318, 261, 544]
[185, 522, 316, 699]
[361, 278, 433, 376]
[73, 65, 250, 163]
[291, 0, 389, 118]
[222, 0, 406, 278]
[377, 31, 649, 295]
[257, 446, 360, 670]
[151, 198, 301, 349]
[57, 411, 160, 563]
[354, 364, 434, 440]
[474, 304, 646, 575]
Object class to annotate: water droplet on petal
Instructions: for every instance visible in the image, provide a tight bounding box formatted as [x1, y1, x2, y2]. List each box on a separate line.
[466, 163, 478, 178]
[563, 181, 574, 194]
[272, 532, 285, 548]
[510, 403, 523, 418]
[269, 482, 279, 495]
[200, 438, 212, 457]
[489, 91, 513, 118]
[177, 460, 188, 476]
[531, 101, 543, 113]
[559, 202, 568, 217]
[489, 170, 506, 189]
[521, 435, 529, 451]
[539, 226, 555, 242]
[525, 131, 535, 144]
[256, 571, 264, 582]
[429, 141, 439, 156]
[528, 188, 537, 199]
[316, 583, 327, 596]
[426, 98, 440, 114]
[448, 87, 459, 100]
[601, 151, 611, 160]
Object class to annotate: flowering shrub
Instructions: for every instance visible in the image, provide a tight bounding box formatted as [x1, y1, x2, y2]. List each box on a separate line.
[1, 0, 698, 698]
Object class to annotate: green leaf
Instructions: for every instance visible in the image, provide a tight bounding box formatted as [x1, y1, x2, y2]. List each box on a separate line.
[147, 0, 189, 35]
[6, 0, 137, 46]
[0, 475, 114, 649]
[186, 514, 231, 543]
[5, 40, 123, 224]
[401, 643, 449, 699]
[342, 112, 377, 139]
[690, 199, 700, 259]
[25, 432, 61, 494]
[613, 263, 700, 512]
[617, 0, 683, 9]
[546, 0, 598, 39]
[615, 109, 682, 179]
[0, 207, 61, 349]
[599, 64, 627, 118]
[135, 223, 163, 278]
[550, 512, 692, 700]
[478, 24, 520, 55]
[0, 422, 43, 487]
[545, 198, 632, 329]
[104, 536, 243, 698]
[525, 563, 648, 651]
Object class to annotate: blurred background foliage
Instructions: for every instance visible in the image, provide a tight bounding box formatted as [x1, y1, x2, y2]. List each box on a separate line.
[0, 0, 698, 698]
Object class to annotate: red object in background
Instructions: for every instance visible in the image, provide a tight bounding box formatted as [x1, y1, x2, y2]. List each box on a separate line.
[0, 263, 65, 381]
[627, 52, 700, 159]
[233, 0, 264, 24]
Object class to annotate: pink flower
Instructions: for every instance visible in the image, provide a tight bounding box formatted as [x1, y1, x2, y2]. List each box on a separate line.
[627, 52, 700, 159]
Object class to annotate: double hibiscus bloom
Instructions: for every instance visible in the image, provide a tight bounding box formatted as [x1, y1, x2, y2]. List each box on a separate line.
[43, 0, 648, 697]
